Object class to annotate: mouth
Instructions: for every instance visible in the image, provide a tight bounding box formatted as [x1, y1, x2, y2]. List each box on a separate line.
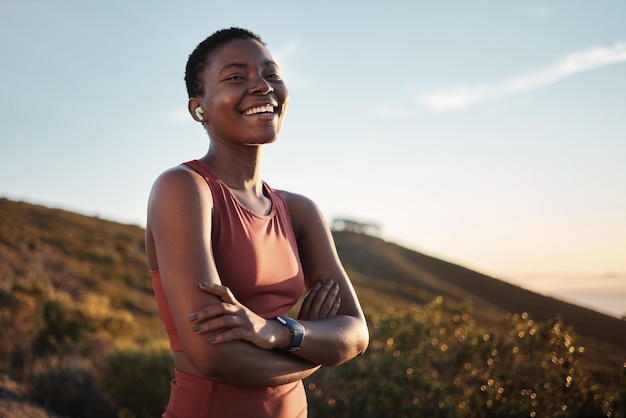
[242, 104, 277, 116]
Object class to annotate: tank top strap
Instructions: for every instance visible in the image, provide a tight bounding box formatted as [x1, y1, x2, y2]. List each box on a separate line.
[184, 160, 216, 180]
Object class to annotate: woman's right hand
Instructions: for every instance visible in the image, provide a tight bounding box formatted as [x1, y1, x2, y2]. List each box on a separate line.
[188, 279, 341, 349]
[189, 282, 291, 349]
[298, 278, 341, 321]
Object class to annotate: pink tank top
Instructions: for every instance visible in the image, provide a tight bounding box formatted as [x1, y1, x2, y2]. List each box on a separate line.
[152, 160, 305, 351]
[151, 161, 308, 417]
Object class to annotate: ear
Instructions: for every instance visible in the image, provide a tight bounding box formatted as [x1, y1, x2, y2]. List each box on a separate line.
[188, 98, 205, 122]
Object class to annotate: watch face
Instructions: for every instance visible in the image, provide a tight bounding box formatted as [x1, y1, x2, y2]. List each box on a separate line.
[277, 316, 304, 351]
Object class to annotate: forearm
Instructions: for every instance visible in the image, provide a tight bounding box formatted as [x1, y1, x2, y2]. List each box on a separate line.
[185, 339, 320, 387]
[293, 315, 369, 366]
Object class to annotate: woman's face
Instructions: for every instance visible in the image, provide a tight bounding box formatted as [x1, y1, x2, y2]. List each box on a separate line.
[193, 38, 289, 146]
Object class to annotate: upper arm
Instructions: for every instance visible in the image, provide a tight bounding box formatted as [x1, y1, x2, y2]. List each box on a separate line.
[279, 191, 366, 322]
[146, 166, 225, 373]
[147, 172, 340, 382]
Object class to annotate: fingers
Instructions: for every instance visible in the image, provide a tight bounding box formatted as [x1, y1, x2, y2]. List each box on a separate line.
[298, 278, 342, 320]
[328, 296, 341, 317]
[188, 302, 240, 334]
[188, 282, 239, 331]
[299, 281, 321, 318]
[317, 279, 340, 318]
[198, 281, 236, 304]
[188, 284, 276, 348]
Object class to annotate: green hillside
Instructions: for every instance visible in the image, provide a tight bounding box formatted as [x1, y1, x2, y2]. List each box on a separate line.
[334, 230, 626, 388]
[1, 197, 624, 417]
[335, 230, 626, 347]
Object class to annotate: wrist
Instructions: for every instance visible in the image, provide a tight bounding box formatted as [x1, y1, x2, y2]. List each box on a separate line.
[275, 316, 305, 352]
[272, 318, 292, 350]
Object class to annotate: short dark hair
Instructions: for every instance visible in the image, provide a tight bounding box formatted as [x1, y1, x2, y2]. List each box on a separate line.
[184, 27, 265, 98]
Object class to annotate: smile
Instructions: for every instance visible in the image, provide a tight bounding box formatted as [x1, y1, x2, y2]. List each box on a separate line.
[242, 104, 275, 116]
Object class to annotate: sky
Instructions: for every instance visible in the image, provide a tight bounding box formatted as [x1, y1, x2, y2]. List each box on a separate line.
[1, 1, 625, 317]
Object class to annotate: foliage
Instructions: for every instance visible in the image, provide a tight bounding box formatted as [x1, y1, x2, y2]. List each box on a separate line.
[104, 348, 173, 418]
[29, 361, 115, 418]
[305, 298, 626, 418]
[34, 291, 138, 356]
[1, 198, 626, 417]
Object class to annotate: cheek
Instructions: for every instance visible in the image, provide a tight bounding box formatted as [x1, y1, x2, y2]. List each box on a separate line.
[277, 84, 289, 103]
[206, 94, 239, 121]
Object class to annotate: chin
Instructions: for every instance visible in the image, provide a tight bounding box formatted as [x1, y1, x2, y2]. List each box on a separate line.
[246, 128, 281, 145]
[245, 135, 279, 146]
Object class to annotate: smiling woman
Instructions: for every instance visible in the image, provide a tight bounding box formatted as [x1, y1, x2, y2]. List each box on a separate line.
[144, 27, 368, 418]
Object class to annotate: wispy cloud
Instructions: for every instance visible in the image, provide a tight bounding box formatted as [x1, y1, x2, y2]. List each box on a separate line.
[417, 41, 626, 111]
[272, 40, 311, 89]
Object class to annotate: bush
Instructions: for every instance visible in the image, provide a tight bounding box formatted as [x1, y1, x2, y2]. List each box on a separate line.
[33, 290, 138, 356]
[104, 348, 174, 418]
[305, 298, 626, 418]
[29, 362, 115, 418]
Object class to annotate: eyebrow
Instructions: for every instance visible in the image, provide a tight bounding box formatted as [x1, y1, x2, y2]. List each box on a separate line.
[218, 59, 278, 73]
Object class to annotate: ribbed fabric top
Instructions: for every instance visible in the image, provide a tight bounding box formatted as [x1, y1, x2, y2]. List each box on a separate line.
[151, 159, 304, 351]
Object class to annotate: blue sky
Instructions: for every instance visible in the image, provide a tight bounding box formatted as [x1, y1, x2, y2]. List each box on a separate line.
[1, 1, 625, 316]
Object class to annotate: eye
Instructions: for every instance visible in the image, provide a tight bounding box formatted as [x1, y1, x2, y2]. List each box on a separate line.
[225, 74, 246, 81]
[265, 72, 282, 81]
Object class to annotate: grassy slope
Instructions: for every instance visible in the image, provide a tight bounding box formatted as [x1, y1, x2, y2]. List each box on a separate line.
[335, 231, 626, 346]
[1, 197, 624, 381]
[334, 230, 626, 382]
[0, 198, 156, 318]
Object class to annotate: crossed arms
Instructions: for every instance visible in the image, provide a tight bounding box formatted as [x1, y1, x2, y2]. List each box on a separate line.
[145, 166, 369, 387]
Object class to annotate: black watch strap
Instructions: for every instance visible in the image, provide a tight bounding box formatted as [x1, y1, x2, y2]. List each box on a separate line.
[276, 315, 305, 352]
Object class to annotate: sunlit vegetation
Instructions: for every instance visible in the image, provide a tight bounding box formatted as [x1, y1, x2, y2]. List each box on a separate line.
[1, 198, 625, 417]
[306, 299, 626, 417]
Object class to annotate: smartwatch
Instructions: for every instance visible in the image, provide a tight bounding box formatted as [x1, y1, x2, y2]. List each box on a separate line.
[276, 315, 305, 352]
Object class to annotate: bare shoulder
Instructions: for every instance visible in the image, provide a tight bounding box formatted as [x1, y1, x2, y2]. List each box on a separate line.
[151, 165, 205, 193]
[146, 165, 213, 268]
[149, 165, 210, 206]
[147, 164, 214, 229]
[276, 190, 319, 216]
[276, 190, 328, 240]
[276, 190, 323, 222]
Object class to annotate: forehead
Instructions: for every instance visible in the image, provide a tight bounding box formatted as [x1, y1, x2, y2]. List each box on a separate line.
[206, 38, 275, 71]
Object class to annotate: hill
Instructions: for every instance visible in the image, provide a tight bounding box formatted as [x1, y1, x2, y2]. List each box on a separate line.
[333, 230, 626, 383]
[0, 197, 156, 318]
[334, 230, 626, 347]
[1, 196, 625, 350]
[1, 197, 625, 414]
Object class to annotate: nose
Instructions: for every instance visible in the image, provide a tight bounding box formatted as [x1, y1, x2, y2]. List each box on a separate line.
[250, 75, 274, 95]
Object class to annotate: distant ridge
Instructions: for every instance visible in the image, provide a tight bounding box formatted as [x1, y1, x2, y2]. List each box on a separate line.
[2, 196, 625, 416]
[1, 196, 624, 353]
[333, 231, 626, 350]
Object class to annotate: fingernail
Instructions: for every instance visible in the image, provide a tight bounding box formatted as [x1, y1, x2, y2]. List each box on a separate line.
[192, 325, 201, 332]
[199, 281, 209, 287]
[333, 283, 340, 290]
[326, 278, 334, 285]
[188, 313, 198, 322]
[336, 297, 342, 305]
[313, 281, 322, 290]
[208, 336, 217, 343]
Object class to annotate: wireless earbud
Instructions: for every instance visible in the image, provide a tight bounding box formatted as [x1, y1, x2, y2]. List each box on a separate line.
[195, 107, 204, 120]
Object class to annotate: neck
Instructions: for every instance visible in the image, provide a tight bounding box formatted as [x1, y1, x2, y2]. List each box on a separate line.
[200, 144, 264, 195]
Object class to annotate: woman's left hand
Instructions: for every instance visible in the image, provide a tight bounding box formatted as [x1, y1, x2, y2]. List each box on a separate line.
[188, 282, 285, 349]
[298, 278, 341, 321]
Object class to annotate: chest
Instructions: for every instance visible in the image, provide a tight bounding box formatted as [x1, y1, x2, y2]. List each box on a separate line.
[210, 196, 304, 317]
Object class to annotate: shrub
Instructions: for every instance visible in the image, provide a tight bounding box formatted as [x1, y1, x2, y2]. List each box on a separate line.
[305, 298, 625, 418]
[104, 348, 174, 418]
[29, 362, 115, 418]
[33, 290, 138, 356]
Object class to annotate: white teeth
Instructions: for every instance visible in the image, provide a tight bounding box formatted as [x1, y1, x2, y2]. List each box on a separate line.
[243, 104, 274, 116]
